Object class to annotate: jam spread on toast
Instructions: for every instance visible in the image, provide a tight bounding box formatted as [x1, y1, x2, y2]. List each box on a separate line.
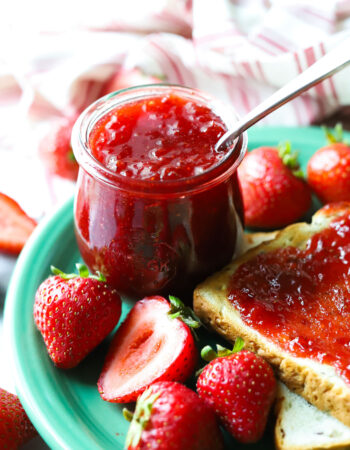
[229, 212, 350, 384]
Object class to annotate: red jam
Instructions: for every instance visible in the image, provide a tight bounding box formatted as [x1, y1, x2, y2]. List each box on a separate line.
[73, 86, 245, 299]
[89, 93, 228, 181]
[229, 211, 350, 384]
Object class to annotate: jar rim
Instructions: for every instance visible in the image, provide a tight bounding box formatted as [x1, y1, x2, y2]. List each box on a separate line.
[71, 84, 247, 196]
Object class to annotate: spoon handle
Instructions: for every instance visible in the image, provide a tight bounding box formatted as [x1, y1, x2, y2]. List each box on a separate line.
[216, 37, 350, 150]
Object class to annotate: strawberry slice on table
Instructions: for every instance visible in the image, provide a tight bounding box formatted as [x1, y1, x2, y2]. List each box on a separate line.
[123, 381, 224, 450]
[0, 192, 37, 255]
[98, 295, 200, 403]
[0, 387, 37, 448]
[307, 124, 350, 203]
[238, 142, 312, 229]
[34, 264, 122, 369]
[196, 338, 276, 444]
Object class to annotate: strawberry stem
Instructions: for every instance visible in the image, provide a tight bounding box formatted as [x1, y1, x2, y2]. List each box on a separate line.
[201, 337, 245, 363]
[168, 295, 202, 341]
[125, 388, 160, 448]
[200, 346, 218, 362]
[123, 408, 134, 422]
[323, 123, 345, 144]
[68, 149, 76, 162]
[50, 263, 106, 282]
[278, 141, 304, 179]
[232, 337, 245, 353]
[76, 263, 89, 278]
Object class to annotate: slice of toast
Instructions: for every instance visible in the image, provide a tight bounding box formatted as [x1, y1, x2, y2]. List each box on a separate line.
[194, 203, 350, 426]
[275, 382, 350, 450]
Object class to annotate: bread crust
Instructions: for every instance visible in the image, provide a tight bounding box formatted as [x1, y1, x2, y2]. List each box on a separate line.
[274, 384, 350, 450]
[194, 203, 350, 427]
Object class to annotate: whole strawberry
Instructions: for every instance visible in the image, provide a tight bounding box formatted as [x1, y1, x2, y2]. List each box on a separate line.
[39, 115, 79, 181]
[124, 381, 224, 450]
[307, 124, 350, 203]
[34, 263, 121, 369]
[98, 296, 199, 403]
[197, 339, 276, 443]
[0, 388, 37, 448]
[238, 142, 311, 228]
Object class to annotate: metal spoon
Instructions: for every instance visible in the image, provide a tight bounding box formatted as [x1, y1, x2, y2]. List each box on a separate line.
[216, 37, 350, 151]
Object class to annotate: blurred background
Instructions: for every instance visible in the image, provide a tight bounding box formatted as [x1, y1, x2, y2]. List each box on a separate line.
[1, 1, 350, 447]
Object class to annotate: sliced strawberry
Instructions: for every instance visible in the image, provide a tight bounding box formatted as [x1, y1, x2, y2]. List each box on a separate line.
[98, 296, 199, 403]
[0, 192, 37, 255]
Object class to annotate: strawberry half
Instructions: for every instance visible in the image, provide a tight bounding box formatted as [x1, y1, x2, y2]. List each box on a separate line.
[124, 381, 224, 450]
[197, 339, 276, 443]
[0, 388, 37, 448]
[0, 192, 37, 255]
[34, 263, 122, 369]
[98, 296, 199, 403]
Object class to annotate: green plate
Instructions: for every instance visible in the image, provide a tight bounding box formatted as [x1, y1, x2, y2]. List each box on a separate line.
[4, 126, 347, 450]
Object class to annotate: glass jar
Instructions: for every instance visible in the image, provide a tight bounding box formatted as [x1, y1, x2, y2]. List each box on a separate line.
[72, 85, 247, 299]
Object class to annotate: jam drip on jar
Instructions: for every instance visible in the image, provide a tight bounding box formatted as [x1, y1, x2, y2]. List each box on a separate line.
[229, 212, 350, 385]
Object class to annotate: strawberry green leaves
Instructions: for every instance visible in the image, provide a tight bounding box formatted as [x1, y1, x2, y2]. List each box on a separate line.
[323, 123, 346, 144]
[278, 141, 304, 179]
[168, 295, 201, 328]
[50, 263, 106, 282]
[168, 295, 202, 340]
[124, 389, 160, 448]
[201, 337, 245, 363]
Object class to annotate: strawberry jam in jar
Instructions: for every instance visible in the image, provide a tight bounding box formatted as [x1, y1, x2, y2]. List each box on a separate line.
[72, 85, 246, 298]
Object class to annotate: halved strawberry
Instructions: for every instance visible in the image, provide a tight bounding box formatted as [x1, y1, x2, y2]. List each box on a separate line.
[0, 192, 37, 255]
[98, 295, 199, 403]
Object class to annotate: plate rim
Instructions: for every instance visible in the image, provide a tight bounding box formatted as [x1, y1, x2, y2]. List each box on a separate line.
[4, 196, 77, 450]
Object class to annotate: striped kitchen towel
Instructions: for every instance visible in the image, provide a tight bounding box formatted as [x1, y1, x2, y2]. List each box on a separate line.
[1, 0, 350, 215]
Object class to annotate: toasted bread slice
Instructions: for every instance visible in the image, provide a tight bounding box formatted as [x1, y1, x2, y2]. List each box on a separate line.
[194, 203, 350, 426]
[242, 230, 279, 252]
[275, 382, 350, 450]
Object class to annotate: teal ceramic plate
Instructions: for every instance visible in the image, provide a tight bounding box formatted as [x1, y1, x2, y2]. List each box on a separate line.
[5, 126, 347, 450]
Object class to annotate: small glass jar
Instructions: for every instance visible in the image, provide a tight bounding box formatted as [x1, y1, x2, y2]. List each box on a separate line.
[72, 85, 247, 299]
